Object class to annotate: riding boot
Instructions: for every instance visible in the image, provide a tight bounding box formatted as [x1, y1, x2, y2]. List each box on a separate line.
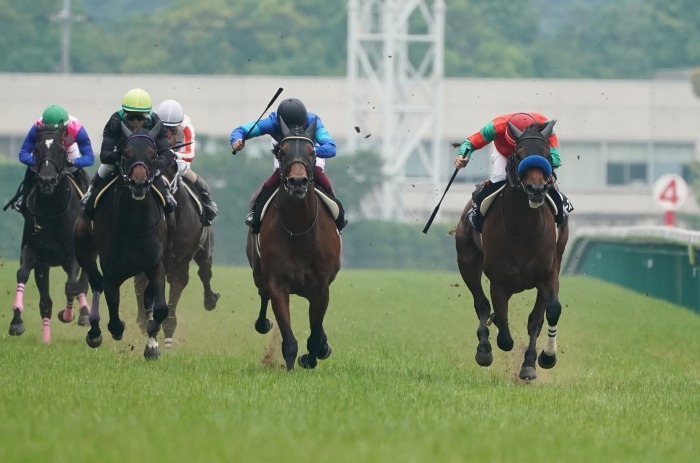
[548, 188, 573, 226]
[81, 174, 107, 220]
[318, 187, 348, 231]
[154, 176, 177, 214]
[247, 184, 277, 234]
[193, 176, 218, 226]
[468, 180, 505, 232]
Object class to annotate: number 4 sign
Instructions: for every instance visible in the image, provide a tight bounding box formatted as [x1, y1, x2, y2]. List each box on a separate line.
[653, 174, 688, 212]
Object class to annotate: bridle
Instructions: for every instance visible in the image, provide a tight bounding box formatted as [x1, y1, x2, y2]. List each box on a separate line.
[508, 133, 555, 191]
[34, 129, 67, 184]
[120, 132, 157, 188]
[276, 134, 316, 193]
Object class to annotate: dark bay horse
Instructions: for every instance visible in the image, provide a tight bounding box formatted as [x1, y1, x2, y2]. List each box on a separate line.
[134, 176, 220, 348]
[74, 122, 169, 359]
[247, 118, 342, 371]
[454, 121, 569, 381]
[9, 125, 89, 342]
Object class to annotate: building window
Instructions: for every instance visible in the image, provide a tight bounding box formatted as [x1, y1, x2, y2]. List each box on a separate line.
[607, 162, 648, 185]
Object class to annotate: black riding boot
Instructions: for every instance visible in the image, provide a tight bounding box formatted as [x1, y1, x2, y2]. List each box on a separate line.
[81, 174, 108, 220]
[467, 180, 506, 232]
[246, 184, 277, 234]
[193, 176, 218, 226]
[318, 187, 348, 231]
[153, 176, 177, 214]
[548, 188, 574, 226]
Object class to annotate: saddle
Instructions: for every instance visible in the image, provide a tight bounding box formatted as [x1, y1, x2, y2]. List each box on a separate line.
[260, 187, 341, 223]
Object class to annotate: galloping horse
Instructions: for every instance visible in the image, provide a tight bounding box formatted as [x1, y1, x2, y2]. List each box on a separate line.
[454, 120, 569, 381]
[247, 118, 342, 371]
[74, 122, 169, 359]
[9, 125, 89, 342]
[134, 175, 220, 347]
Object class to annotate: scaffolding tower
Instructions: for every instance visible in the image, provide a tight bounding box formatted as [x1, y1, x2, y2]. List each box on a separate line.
[347, 0, 445, 221]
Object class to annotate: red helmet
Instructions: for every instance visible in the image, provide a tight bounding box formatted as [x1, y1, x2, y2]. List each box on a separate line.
[505, 113, 537, 145]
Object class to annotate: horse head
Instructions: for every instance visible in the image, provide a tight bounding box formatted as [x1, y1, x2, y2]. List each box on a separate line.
[120, 121, 161, 201]
[34, 124, 68, 195]
[506, 120, 556, 208]
[276, 117, 317, 200]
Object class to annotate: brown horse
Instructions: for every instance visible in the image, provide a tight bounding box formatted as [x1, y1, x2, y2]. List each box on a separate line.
[246, 118, 341, 371]
[9, 125, 90, 342]
[134, 175, 220, 347]
[454, 120, 569, 381]
[74, 123, 169, 359]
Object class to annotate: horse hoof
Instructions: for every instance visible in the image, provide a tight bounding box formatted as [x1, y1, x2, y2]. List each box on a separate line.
[318, 343, 332, 360]
[108, 320, 126, 341]
[8, 323, 25, 336]
[298, 354, 317, 369]
[255, 318, 273, 334]
[144, 337, 160, 360]
[86, 333, 103, 348]
[77, 306, 90, 326]
[204, 292, 220, 311]
[519, 366, 537, 381]
[538, 351, 557, 369]
[58, 309, 75, 323]
[475, 349, 493, 367]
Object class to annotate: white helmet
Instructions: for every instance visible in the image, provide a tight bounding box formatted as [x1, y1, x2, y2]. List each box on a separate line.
[155, 99, 184, 127]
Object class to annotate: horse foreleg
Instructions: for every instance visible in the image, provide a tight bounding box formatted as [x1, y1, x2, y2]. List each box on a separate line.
[134, 273, 150, 336]
[9, 246, 37, 336]
[103, 278, 125, 341]
[254, 289, 273, 334]
[86, 289, 103, 348]
[34, 263, 52, 344]
[194, 240, 220, 311]
[163, 260, 190, 346]
[298, 289, 331, 370]
[538, 287, 562, 371]
[143, 263, 168, 360]
[269, 287, 297, 371]
[58, 259, 82, 324]
[490, 288, 514, 353]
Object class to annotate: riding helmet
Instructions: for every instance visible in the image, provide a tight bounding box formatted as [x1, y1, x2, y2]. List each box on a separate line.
[42, 104, 69, 128]
[122, 88, 152, 113]
[505, 112, 538, 145]
[155, 99, 184, 127]
[277, 98, 308, 128]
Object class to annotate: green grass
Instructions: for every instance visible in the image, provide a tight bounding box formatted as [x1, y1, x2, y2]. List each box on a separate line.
[0, 265, 698, 463]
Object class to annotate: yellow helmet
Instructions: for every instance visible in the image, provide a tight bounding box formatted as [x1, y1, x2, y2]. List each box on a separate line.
[121, 88, 152, 112]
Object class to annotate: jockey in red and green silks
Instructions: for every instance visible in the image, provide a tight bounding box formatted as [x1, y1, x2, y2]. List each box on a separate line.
[456, 112, 560, 183]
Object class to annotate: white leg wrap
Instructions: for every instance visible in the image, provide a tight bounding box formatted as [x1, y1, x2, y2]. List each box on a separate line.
[544, 326, 557, 355]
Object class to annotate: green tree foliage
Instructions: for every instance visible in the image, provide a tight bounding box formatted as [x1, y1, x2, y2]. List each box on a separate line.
[1, 0, 700, 79]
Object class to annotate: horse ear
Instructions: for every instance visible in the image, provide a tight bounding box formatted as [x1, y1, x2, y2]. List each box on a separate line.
[149, 120, 163, 139]
[507, 122, 523, 141]
[121, 122, 133, 137]
[305, 117, 317, 139]
[279, 116, 290, 137]
[540, 120, 556, 139]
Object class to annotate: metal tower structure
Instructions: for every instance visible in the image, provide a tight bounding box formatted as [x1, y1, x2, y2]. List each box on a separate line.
[347, 0, 445, 221]
[50, 0, 85, 74]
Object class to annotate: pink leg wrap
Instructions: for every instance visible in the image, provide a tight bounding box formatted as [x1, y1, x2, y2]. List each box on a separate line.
[14, 283, 25, 312]
[42, 318, 51, 344]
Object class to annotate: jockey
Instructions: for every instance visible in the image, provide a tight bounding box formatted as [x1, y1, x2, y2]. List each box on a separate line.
[81, 88, 178, 219]
[230, 97, 348, 234]
[14, 104, 94, 212]
[454, 112, 572, 232]
[155, 99, 218, 225]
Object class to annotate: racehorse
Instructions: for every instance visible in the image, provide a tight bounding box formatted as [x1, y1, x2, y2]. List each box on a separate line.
[247, 118, 342, 371]
[134, 175, 220, 347]
[454, 120, 569, 381]
[9, 125, 90, 343]
[74, 122, 169, 359]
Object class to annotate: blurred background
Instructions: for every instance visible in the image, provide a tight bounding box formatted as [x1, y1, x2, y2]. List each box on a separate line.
[2, 0, 700, 269]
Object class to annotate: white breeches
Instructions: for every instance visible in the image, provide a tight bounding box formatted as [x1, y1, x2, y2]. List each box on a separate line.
[490, 146, 508, 183]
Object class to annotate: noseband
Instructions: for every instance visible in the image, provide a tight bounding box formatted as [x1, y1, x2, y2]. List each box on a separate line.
[277, 135, 315, 191]
[35, 132, 67, 181]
